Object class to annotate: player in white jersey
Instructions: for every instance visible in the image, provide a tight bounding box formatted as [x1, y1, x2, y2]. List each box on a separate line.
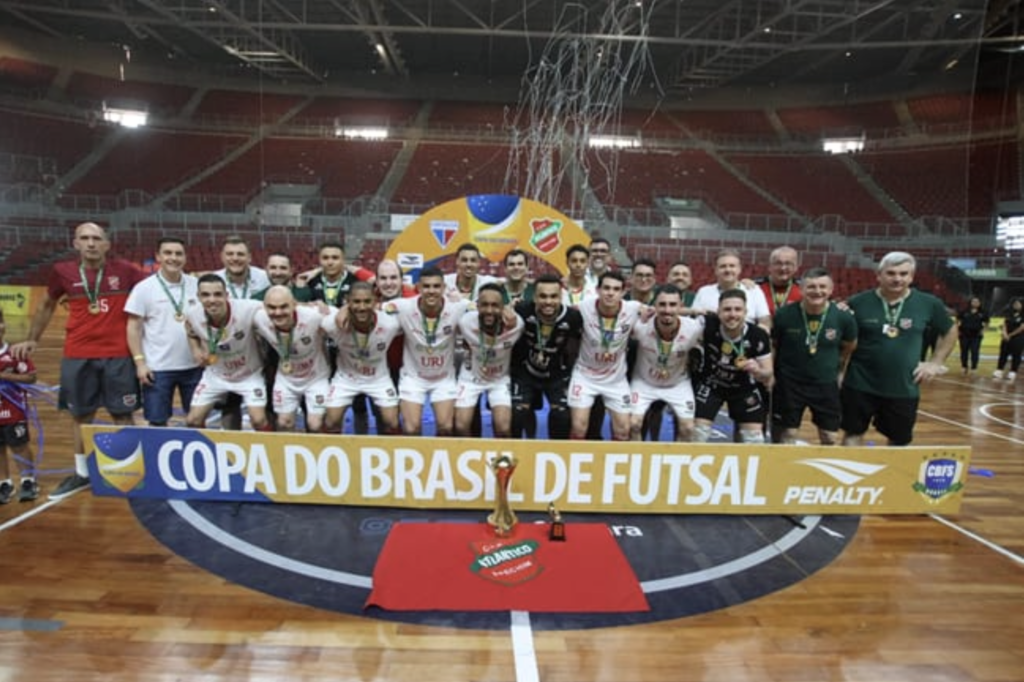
[253, 286, 332, 432]
[184, 274, 269, 430]
[629, 284, 704, 442]
[568, 271, 645, 441]
[455, 283, 525, 438]
[443, 243, 499, 300]
[323, 282, 402, 434]
[383, 266, 471, 436]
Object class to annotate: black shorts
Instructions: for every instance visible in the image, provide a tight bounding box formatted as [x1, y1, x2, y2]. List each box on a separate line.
[694, 382, 766, 424]
[0, 421, 30, 448]
[772, 379, 841, 432]
[840, 385, 919, 445]
[59, 357, 140, 418]
[511, 376, 569, 411]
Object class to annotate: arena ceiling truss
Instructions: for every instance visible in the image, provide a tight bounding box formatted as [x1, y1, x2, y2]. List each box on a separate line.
[0, 0, 1019, 91]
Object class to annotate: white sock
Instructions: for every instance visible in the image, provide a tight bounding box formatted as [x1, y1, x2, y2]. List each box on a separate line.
[74, 453, 90, 477]
[1, 478, 11, 487]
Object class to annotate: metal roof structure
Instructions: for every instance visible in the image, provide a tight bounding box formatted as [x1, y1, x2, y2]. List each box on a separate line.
[0, 0, 1020, 96]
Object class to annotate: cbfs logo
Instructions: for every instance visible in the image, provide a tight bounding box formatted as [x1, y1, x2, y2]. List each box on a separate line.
[912, 454, 966, 503]
[91, 430, 147, 494]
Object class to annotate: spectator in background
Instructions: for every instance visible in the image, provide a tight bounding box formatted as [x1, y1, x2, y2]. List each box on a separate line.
[215, 236, 270, 301]
[957, 296, 988, 376]
[667, 261, 696, 308]
[692, 249, 772, 329]
[993, 297, 1024, 382]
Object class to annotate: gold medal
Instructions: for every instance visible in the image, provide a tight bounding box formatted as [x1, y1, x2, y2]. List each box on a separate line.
[885, 325, 900, 339]
[734, 355, 748, 368]
[206, 354, 218, 366]
[174, 312, 184, 322]
[721, 342, 731, 355]
[280, 360, 293, 375]
[88, 303, 101, 315]
[808, 345, 818, 356]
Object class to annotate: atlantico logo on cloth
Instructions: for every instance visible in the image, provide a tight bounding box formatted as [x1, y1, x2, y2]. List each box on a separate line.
[83, 427, 971, 515]
[470, 538, 542, 585]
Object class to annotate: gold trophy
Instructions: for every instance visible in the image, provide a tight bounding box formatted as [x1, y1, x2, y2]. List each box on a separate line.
[487, 455, 519, 537]
[548, 503, 566, 542]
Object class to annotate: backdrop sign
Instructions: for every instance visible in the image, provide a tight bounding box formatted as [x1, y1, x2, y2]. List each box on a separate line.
[84, 427, 970, 514]
[384, 195, 590, 279]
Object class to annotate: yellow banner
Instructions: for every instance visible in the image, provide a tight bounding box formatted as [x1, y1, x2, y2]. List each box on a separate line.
[83, 427, 970, 514]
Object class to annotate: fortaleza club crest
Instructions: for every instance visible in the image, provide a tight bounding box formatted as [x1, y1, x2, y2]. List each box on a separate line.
[529, 218, 562, 254]
[470, 538, 543, 585]
[912, 453, 966, 503]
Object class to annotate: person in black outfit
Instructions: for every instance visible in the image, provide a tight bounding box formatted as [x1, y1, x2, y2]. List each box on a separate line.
[510, 274, 582, 440]
[994, 297, 1024, 382]
[957, 296, 989, 376]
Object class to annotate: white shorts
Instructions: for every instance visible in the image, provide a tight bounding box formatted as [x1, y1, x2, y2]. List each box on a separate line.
[630, 377, 696, 420]
[398, 371, 458, 405]
[274, 376, 331, 416]
[567, 371, 632, 413]
[191, 371, 268, 408]
[327, 372, 399, 409]
[456, 377, 512, 409]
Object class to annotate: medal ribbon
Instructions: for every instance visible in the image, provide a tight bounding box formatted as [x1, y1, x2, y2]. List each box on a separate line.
[156, 273, 186, 319]
[78, 263, 104, 311]
[801, 301, 829, 352]
[876, 290, 907, 333]
[598, 302, 618, 350]
[276, 315, 295, 365]
[227, 277, 249, 300]
[206, 314, 228, 358]
[422, 313, 440, 346]
[722, 331, 746, 361]
[771, 281, 792, 311]
[477, 320, 499, 366]
[351, 312, 375, 357]
[656, 324, 677, 367]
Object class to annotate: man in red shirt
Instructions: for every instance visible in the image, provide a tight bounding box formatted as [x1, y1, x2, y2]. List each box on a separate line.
[13, 222, 144, 500]
[757, 245, 803, 315]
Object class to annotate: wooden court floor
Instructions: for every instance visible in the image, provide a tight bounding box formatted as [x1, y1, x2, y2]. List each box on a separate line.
[1, 323, 1022, 682]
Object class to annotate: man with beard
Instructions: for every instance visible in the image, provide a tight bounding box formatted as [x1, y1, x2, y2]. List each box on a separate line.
[324, 282, 401, 435]
[510, 274, 582, 440]
[629, 285, 703, 442]
[455, 284, 524, 438]
[693, 289, 774, 444]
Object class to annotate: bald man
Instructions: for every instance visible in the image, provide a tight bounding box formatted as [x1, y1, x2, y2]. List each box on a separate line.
[253, 286, 333, 432]
[12, 222, 145, 499]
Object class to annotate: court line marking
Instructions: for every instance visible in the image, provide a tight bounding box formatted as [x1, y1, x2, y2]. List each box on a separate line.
[978, 403, 1024, 431]
[168, 500, 373, 588]
[918, 409, 1024, 446]
[510, 611, 539, 682]
[916, 409, 1024, 565]
[640, 516, 821, 592]
[928, 514, 1024, 566]
[0, 498, 62, 534]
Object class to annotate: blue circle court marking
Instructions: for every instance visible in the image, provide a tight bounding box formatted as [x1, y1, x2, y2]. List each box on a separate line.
[131, 498, 859, 630]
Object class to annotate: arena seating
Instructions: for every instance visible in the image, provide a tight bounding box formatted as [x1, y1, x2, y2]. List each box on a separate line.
[393, 143, 518, 205]
[0, 109, 104, 174]
[193, 89, 307, 123]
[673, 109, 777, 138]
[293, 97, 422, 127]
[906, 90, 1017, 131]
[726, 152, 894, 222]
[0, 57, 58, 94]
[776, 101, 902, 136]
[68, 130, 248, 196]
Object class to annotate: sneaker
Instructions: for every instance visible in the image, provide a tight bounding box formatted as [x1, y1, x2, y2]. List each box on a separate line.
[48, 474, 90, 500]
[0, 481, 12, 505]
[1009, 372, 1018, 382]
[993, 370, 1004, 380]
[18, 479, 39, 502]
